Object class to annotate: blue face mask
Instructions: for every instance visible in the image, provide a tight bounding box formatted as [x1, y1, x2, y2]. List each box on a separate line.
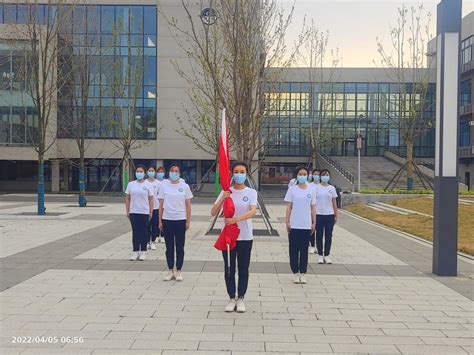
[321, 175, 330, 183]
[135, 172, 145, 180]
[169, 172, 180, 181]
[297, 175, 308, 184]
[155, 172, 165, 180]
[313, 174, 320, 182]
[147, 171, 155, 178]
[233, 173, 247, 184]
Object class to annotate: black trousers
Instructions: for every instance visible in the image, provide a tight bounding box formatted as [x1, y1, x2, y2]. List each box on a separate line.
[316, 214, 335, 256]
[162, 219, 186, 270]
[289, 229, 311, 274]
[222, 240, 253, 299]
[130, 213, 149, 252]
[149, 209, 159, 242]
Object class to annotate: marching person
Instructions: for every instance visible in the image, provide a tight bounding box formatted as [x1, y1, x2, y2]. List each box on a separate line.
[146, 166, 161, 250]
[285, 166, 316, 284]
[309, 168, 321, 254]
[154, 166, 166, 243]
[125, 165, 154, 261]
[158, 164, 193, 282]
[211, 161, 257, 313]
[315, 169, 338, 264]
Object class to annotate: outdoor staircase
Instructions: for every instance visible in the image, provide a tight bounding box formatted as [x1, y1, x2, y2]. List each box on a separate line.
[329, 156, 431, 190]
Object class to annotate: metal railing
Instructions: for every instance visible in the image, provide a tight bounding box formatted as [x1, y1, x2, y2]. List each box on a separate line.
[317, 151, 355, 184]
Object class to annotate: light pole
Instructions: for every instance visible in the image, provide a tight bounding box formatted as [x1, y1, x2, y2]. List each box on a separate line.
[357, 114, 364, 192]
[432, 0, 462, 276]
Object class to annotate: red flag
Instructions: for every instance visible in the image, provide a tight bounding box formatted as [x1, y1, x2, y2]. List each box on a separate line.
[214, 109, 240, 251]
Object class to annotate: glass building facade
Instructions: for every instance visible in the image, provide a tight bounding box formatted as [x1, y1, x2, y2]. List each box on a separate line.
[0, 3, 157, 142]
[263, 82, 436, 158]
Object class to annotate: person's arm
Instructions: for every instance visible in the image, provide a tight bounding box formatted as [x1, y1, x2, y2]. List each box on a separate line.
[185, 198, 191, 230]
[311, 204, 316, 233]
[332, 198, 338, 224]
[158, 199, 164, 230]
[148, 196, 154, 220]
[211, 191, 230, 216]
[332, 187, 338, 224]
[225, 205, 257, 224]
[285, 202, 292, 232]
[125, 194, 130, 218]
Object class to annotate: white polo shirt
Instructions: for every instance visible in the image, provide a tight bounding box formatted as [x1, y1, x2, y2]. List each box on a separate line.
[314, 184, 338, 215]
[125, 180, 153, 215]
[148, 179, 162, 210]
[284, 184, 316, 229]
[215, 187, 258, 241]
[158, 181, 193, 220]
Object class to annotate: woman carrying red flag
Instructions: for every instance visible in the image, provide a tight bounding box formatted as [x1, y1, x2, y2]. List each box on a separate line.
[211, 161, 257, 313]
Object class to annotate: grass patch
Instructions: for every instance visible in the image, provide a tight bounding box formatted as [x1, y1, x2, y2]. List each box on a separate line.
[345, 197, 474, 256]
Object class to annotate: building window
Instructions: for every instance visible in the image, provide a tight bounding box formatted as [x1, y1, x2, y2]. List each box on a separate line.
[460, 121, 470, 147]
[461, 79, 471, 106]
[461, 36, 473, 65]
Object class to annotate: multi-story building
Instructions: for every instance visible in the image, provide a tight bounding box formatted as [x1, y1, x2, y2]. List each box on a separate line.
[459, 12, 474, 189]
[0, 2, 469, 191]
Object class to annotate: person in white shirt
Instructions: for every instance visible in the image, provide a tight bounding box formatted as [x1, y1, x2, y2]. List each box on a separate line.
[284, 166, 316, 284]
[314, 169, 338, 264]
[155, 166, 166, 242]
[309, 168, 321, 254]
[158, 164, 193, 282]
[211, 161, 257, 313]
[146, 166, 162, 250]
[125, 165, 154, 261]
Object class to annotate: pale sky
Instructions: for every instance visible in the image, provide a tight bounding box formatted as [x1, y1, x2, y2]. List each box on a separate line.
[278, 0, 474, 67]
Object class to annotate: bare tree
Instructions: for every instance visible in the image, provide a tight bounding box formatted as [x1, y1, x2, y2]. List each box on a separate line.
[6, 1, 76, 215]
[376, 4, 433, 190]
[298, 20, 340, 168]
[103, 15, 148, 191]
[160, 0, 307, 175]
[58, 3, 100, 206]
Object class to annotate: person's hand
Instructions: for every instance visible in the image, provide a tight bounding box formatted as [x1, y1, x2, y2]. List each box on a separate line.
[311, 222, 316, 234]
[186, 221, 190, 230]
[223, 191, 231, 199]
[334, 215, 338, 224]
[286, 222, 291, 232]
[225, 217, 238, 225]
[159, 220, 163, 231]
[126, 212, 130, 219]
[149, 213, 153, 221]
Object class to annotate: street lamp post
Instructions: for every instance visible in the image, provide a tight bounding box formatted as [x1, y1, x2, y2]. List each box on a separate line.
[433, 0, 462, 276]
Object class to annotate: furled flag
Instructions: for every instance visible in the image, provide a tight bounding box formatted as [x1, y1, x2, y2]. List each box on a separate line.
[213, 109, 240, 274]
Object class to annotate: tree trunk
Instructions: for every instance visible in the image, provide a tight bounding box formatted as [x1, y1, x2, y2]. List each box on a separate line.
[78, 153, 87, 207]
[406, 139, 414, 191]
[37, 154, 45, 215]
[122, 156, 130, 192]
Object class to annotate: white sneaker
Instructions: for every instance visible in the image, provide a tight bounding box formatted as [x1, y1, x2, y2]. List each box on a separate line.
[224, 299, 236, 312]
[129, 252, 139, 261]
[138, 252, 146, 261]
[157, 237, 162, 243]
[147, 242, 151, 250]
[150, 242, 156, 250]
[293, 273, 301, 284]
[299, 274, 307, 284]
[163, 270, 174, 281]
[309, 246, 316, 254]
[175, 270, 183, 282]
[236, 298, 246, 313]
[318, 255, 324, 264]
[324, 256, 332, 264]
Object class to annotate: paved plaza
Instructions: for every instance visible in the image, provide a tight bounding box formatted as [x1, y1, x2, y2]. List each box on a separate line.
[0, 194, 473, 354]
